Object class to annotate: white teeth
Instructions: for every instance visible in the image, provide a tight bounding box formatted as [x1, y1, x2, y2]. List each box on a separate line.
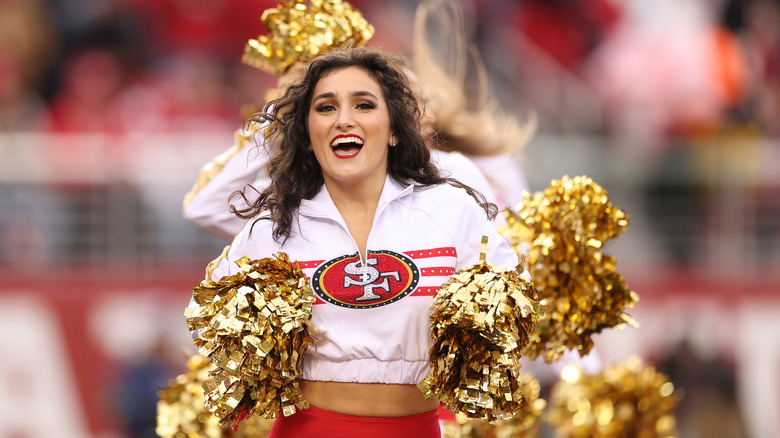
[330, 136, 364, 147]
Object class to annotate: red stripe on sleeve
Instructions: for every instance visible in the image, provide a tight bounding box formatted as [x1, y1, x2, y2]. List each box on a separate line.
[298, 260, 325, 269]
[412, 286, 440, 296]
[403, 247, 457, 259]
[420, 267, 456, 276]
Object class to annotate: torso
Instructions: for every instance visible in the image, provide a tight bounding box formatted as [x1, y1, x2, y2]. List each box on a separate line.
[330, 182, 380, 263]
[344, 212, 373, 262]
[301, 186, 442, 418]
[298, 380, 439, 417]
[208, 179, 519, 413]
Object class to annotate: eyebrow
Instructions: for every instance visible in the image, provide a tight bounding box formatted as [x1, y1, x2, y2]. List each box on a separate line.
[312, 90, 379, 103]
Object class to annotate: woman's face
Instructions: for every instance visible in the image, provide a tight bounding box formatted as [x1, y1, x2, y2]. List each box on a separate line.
[307, 66, 393, 190]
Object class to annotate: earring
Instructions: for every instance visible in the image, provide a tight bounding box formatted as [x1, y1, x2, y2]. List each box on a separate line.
[390, 136, 398, 147]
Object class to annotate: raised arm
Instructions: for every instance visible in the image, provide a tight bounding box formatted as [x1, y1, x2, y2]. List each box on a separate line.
[182, 124, 274, 240]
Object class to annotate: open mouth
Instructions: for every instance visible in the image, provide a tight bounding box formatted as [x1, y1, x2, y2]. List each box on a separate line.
[330, 135, 364, 158]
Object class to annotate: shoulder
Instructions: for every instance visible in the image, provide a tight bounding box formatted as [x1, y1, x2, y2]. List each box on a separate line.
[431, 150, 481, 176]
[229, 212, 275, 247]
[406, 183, 488, 221]
[430, 150, 497, 204]
[405, 183, 516, 269]
[412, 181, 476, 202]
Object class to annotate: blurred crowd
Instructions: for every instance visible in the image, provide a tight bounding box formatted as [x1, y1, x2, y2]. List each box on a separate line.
[476, 0, 780, 271]
[0, 0, 279, 134]
[2, 0, 778, 138]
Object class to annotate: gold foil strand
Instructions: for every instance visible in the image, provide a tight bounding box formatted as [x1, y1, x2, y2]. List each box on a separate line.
[156, 355, 275, 438]
[455, 372, 547, 437]
[498, 175, 638, 363]
[242, 0, 375, 76]
[547, 357, 680, 438]
[420, 238, 541, 421]
[185, 252, 315, 428]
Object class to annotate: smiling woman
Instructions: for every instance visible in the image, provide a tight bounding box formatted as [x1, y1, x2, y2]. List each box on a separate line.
[308, 67, 393, 198]
[189, 47, 519, 438]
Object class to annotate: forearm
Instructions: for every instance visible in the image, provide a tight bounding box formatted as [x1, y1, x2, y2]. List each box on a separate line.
[183, 126, 272, 240]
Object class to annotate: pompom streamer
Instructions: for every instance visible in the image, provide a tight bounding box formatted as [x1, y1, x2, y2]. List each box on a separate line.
[156, 355, 275, 438]
[499, 175, 638, 363]
[547, 357, 680, 438]
[185, 253, 315, 428]
[420, 236, 541, 421]
[453, 372, 547, 437]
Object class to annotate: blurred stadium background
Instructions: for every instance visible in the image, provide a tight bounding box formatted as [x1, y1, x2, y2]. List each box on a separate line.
[1, 0, 778, 437]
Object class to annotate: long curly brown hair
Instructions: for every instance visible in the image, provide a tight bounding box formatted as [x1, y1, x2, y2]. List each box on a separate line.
[232, 47, 496, 242]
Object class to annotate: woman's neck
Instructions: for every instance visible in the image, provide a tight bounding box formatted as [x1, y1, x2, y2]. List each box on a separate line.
[323, 173, 386, 216]
[324, 175, 386, 261]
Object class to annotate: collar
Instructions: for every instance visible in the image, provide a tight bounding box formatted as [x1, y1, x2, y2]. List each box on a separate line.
[299, 174, 416, 221]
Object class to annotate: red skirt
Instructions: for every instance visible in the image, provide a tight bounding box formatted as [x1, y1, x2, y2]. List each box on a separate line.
[268, 405, 441, 438]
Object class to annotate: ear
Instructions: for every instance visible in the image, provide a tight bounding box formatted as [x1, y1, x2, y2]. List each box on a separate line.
[389, 134, 398, 147]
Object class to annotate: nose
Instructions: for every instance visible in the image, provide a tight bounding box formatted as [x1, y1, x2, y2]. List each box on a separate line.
[335, 108, 355, 130]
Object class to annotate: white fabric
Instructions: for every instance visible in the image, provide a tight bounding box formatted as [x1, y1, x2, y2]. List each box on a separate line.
[195, 176, 519, 384]
[182, 130, 274, 240]
[465, 153, 530, 210]
[430, 149, 497, 205]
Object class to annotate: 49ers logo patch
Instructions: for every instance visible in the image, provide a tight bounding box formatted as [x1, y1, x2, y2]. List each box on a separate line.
[312, 250, 420, 308]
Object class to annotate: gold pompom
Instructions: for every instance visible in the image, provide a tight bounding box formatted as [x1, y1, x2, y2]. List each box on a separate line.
[156, 355, 275, 438]
[243, 0, 375, 76]
[547, 357, 680, 438]
[499, 175, 638, 363]
[185, 253, 315, 428]
[455, 372, 547, 437]
[419, 237, 541, 421]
